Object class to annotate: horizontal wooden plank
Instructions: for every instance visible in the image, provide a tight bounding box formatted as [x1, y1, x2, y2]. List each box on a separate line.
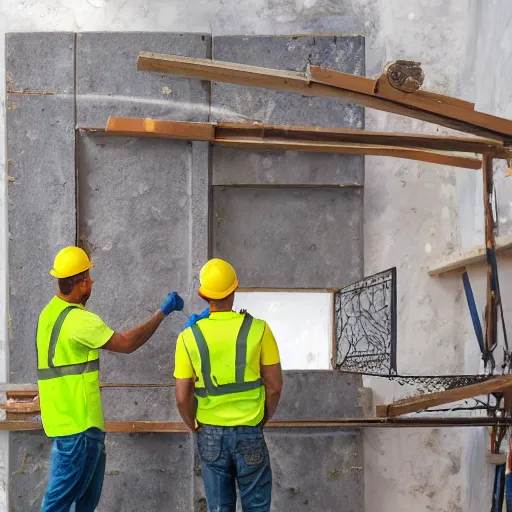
[216, 123, 505, 155]
[137, 52, 512, 142]
[214, 137, 482, 169]
[106, 117, 214, 141]
[0, 382, 175, 393]
[101, 117, 509, 156]
[2, 417, 512, 431]
[376, 376, 512, 418]
[428, 235, 512, 276]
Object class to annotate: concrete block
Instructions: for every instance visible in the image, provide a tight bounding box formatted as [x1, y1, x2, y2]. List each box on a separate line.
[212, 147, 363, 186]
[76, 32, 211, 127]
[266, 429, 364, 511]
[6, 32, 75, 93]
[101, 387, 180, 421]
[10, 431, 51, 511]
[78, 133, 208, 382]
[211, 35, 364, 127]
[274, 371, 364, 419]
[7, 94, 76, 383]
[100, 433, 193, 511]
[212, 187, 363, 288]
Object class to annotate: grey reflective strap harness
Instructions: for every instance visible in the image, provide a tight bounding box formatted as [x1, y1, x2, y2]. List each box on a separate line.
[191, 314, 262, 398]
[37, 306, 99, 381]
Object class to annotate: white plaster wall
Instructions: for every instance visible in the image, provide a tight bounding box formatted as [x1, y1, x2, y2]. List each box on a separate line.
[0, 0, 509, 511]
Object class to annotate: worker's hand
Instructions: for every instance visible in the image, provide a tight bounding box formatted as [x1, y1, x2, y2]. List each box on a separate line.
[183, 307, 210, 329]
[160, 292, 185, 316]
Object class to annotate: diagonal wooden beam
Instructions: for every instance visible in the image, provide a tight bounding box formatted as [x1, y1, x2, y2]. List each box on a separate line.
[375, 375, 512, 418]
[104, 117, 483, 169]
[136, 52, 512, 142]
[309, 65, 512, 140]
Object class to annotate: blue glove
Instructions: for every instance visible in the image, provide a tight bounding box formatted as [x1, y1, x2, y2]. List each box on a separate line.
[160, 292, 184, 316]
[184, 307, 210, 329]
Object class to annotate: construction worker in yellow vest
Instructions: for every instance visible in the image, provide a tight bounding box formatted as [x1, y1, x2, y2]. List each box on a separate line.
[37, 246, 184, 512]
[175, 258, 283, 512]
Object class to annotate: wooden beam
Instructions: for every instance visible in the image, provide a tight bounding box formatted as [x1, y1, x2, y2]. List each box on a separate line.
[310, 65, 512, 139]
[216, 123, 505, 155]
[2, 417, 512, 431]
[376, 376, 512, 418]
[106, 117, 214, 141]
[136, 52, 512, 141]
[483, 154, 498, 356]
[428, 235, 512, 276]
[105, 117, 506, 155]
[214, 137, 482, 169]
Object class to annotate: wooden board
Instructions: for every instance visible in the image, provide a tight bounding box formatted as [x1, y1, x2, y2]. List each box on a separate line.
[428, 234, 512, 276]
[137, 52, 512, 141]
[104, 117, 507, 155]
[106, 117, 214, 141]
[376, 375, 512, 417]
[216, 123, 505, 155]
[2, 417, 512, 431]
[214, 137, 482, 169]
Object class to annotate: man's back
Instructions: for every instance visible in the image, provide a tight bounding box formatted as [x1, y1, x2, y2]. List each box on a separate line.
[175, 310, 280, 427]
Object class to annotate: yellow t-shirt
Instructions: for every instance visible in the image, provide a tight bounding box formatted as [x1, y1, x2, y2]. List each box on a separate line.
[174, 312, 280, 379]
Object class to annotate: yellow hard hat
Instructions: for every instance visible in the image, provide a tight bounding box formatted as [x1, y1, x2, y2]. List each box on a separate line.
[50, 246, 94, 279]
[198, 258, 239, 300]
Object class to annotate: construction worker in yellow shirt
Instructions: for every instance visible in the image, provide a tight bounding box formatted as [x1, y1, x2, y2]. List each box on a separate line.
[175, 258, 283, 512]
[37, 246, 184, 512]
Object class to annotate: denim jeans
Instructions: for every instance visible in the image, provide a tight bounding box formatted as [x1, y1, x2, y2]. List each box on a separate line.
[196, 424, 272, 512]
[41, 427, 106, 512]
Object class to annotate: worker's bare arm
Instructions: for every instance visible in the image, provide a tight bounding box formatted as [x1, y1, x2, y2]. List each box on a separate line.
[175, 378, 197, 431]
[103, 310, 165, 354]
[261, 363, 283, 423]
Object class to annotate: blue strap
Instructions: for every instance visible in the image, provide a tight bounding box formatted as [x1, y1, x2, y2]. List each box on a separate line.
[462, 272, 485, 355]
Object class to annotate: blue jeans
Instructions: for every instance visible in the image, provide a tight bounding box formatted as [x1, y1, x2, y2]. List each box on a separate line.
[196, 424, 272, 512]
[41, 428, 106, 512]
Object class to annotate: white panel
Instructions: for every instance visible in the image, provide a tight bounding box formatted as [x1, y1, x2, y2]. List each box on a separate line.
[233, 291, 333, 370]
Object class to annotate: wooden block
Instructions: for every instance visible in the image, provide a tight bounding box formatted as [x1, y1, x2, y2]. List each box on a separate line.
[486, 452, 507, 465]
[428, 235, 512, 276]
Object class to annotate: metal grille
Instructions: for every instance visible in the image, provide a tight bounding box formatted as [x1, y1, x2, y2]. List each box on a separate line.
[335, 268, 397, 375]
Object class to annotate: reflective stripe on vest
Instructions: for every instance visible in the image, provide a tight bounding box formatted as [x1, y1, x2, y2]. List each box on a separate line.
[190, 314, 262, 398]
[37, 306, 99, 380]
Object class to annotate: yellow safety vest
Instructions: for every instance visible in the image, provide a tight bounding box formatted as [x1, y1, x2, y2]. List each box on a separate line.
[36, 300, 104, 437]
[182, 313, 266, 426]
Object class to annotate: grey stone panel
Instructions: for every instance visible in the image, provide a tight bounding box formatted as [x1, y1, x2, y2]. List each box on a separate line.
[212, 146, 363, 186]
[78, 133, 208, 382]
[101, 387, 180, 421]
[10, 432, 193, 512]
[7, 94, 76, 383]
[99, 433, 193, 512]
[76, 32, 212, 127]
[211, 35, 364, 127]
[193, 429, 364, 512]
[212, 187, 363, 288]
[275, 371, 364, 420]
[266, 429, 364, 511]
[6, 32, 75, 93]
[10, 431, 51, 511]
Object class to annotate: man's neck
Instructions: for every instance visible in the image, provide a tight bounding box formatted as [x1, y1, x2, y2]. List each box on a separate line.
[56, 291, 82, 305]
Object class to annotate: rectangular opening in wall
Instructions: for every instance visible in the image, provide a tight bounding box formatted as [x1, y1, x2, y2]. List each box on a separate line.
[233, 290, 335, 370]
